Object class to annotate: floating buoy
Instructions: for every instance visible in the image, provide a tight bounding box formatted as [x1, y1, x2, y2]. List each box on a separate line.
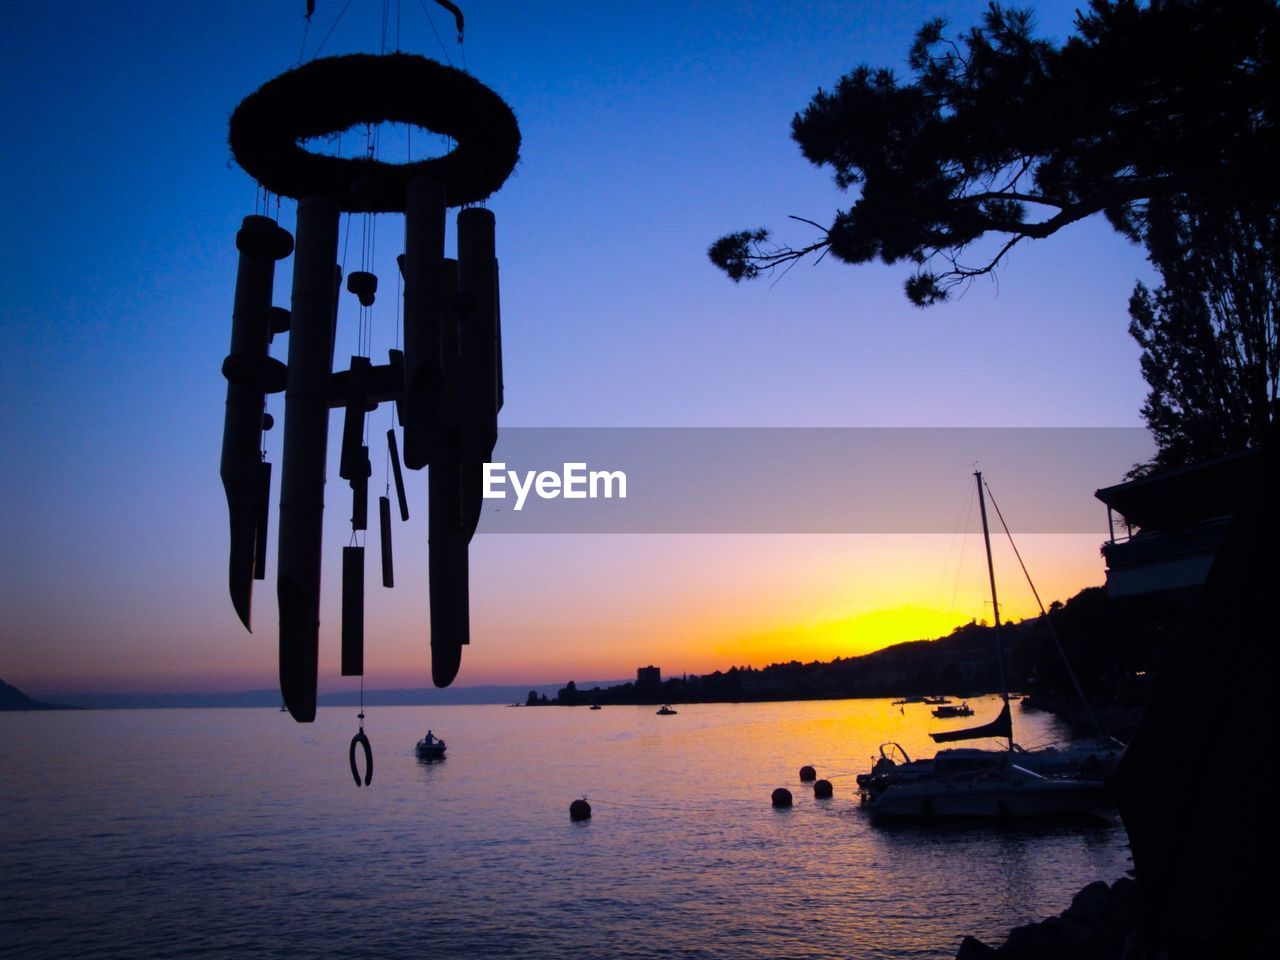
[771, 787, 793, 808]
[799, 765, 816, 782]
[569, 798, 591, 821]
[814, 779, 833, 799]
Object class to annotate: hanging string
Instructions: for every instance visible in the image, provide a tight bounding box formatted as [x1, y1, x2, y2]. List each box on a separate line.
[948, 481, 977, 615]
[982, 478, 1108, 739]
[297, 4, 313, 65]
[417, 0, 454, 65]
[310, 0, 356, 60]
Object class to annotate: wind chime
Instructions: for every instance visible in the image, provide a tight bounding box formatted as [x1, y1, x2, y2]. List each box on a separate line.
[218, 38, 520, 783]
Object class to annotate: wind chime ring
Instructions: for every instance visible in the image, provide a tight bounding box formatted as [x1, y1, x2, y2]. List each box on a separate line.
[228, 52, 521, 212]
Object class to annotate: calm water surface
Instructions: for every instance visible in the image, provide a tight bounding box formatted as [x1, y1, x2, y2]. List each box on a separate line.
[0, 696, 1129, 959]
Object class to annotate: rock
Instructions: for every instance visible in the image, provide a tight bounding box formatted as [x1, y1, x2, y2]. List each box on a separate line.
[1096, 878, 1140, 946]
[1004, 916, 1071, 956]
[956, 879, 1140, 960]
[956, 935, 996, 958]
[1064, 880, 1112, 924]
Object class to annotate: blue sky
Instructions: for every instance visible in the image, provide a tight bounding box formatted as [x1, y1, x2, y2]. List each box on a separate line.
[0, 1, 1154, 695]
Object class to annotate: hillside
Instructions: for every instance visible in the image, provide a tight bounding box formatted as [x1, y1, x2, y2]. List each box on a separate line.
[543, 586, 1170, 723]
[0, 678, 71, 711]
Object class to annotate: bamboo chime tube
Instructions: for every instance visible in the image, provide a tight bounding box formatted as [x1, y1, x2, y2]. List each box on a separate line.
[341, 546, 364, 677]
[253, 460, 271, 580]
[276, 196, 340, 722]
[221, 215, 292, 628]
[401, 178, 446, 471]
[428, 257, 469, 688]
[456, 207, 499, 540]
[387, 428, 409, 521]
[380, 495, 394, 588]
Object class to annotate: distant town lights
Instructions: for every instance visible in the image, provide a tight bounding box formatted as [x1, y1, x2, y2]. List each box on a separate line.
[483, 462, 627, 511]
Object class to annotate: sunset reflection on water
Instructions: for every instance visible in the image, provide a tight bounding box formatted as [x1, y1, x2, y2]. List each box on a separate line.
[1, 697, 1128, 959]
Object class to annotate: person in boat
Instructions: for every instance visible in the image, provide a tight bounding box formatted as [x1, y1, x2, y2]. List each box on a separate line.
[424, 730, 436, 745]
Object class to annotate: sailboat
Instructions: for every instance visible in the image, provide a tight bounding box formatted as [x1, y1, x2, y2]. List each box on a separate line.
[859, 471, 1115, 819]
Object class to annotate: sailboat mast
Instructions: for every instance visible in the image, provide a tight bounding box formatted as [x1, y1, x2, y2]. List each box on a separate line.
[975, 470, 1013, 752]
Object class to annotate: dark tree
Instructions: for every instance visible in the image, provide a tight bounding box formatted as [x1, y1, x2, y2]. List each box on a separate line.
[709, 1, 1280, 305]
[1128, 198, 1279, 472]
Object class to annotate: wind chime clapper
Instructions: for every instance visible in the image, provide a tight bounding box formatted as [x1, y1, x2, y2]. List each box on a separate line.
[221, 52, 520, 721]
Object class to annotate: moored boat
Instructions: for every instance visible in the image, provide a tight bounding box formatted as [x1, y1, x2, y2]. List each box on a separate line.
[859, 472, 1119, 819]
[866, 758, 1110, 818]
[656, 704, 677, 715]
[857, 737, 1123, 799]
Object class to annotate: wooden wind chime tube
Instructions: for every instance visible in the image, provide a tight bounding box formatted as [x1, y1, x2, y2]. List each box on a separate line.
[221, 215, 293, 629]
[401, 177, 446, 471]
[428, 256, 470, 688]
[253, 459, 272, 580]
[387, 428, 409, 521]
[379, 495, 395, 588]
[276, 195, 340, 722]
[341, 545, 365, 677]
[456, 206, 501, 540]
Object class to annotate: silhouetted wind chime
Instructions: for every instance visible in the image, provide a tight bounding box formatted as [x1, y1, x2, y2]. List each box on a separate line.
[219, 0, 518, 784]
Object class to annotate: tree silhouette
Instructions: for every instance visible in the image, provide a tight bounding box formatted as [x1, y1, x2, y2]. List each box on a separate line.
[709, 1, 1280, 305]
[1128, 198, 1278, 472]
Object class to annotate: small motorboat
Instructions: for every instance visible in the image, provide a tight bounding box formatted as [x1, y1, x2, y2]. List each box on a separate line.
[415, 730, 447, 760]
[932, 701, 975, 718]
[656, 704, 678, 715]
[589, 704, 602, 710]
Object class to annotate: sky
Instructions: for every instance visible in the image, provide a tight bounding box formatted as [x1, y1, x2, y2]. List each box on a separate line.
[0, 1, 1157, 697]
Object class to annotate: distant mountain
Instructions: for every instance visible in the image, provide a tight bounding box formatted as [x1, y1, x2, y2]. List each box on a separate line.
[0, 678, 72, 711]
[37, 682, 589, 711]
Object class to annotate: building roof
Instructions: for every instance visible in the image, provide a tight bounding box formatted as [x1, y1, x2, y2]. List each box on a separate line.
[1095, 448, 1259, 531]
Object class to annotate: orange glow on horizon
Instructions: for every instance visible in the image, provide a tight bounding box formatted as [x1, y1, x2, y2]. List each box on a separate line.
[11, 534, 1105, 696]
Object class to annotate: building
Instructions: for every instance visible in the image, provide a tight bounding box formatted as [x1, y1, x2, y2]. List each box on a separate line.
[1094, 448, 1257, 612]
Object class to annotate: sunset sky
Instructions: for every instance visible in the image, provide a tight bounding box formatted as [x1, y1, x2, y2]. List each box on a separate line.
[0, 1, 1155, 697]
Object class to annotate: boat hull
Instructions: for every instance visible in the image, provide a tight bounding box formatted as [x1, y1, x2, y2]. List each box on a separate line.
[867, 777, 1109, 819]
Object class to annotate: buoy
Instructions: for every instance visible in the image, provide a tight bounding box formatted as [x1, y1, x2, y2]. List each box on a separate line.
[799, 765, 816, 782]
[771, 787, 793, 808]
[814, 779, 833, 799]
[569, 798, 591, 821]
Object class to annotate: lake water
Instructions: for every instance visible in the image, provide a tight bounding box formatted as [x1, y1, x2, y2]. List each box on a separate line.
[0, 696, 1130, 959]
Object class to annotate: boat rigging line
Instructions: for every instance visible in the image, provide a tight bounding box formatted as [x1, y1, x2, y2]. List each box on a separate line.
[980, 476, 1110, 741]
